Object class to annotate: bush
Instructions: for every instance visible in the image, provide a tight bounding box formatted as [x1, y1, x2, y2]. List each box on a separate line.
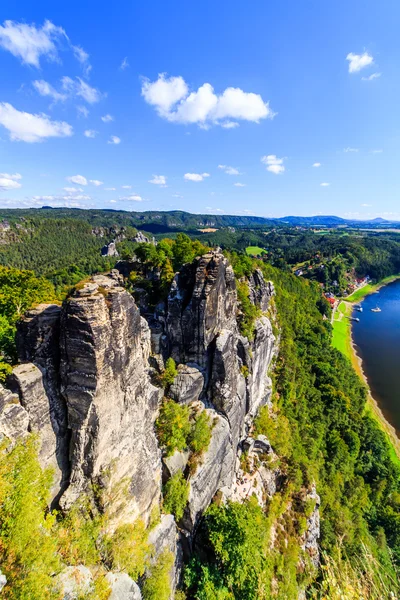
[189, 410, 213, 455]
[0, 437, 60, 599]
[160, 357, 178, 388]
[142, 550, 174, 600]
[156, 400, 191, 456]
[163, 472, 190, 522]
[236, 280, 261, 340]
[254, 407, 293, 458]
[57, 500, 103, 566]
[104, 520, 150, 580]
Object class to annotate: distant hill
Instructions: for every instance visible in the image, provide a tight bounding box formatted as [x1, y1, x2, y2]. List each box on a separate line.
[0, 207, 398, 231]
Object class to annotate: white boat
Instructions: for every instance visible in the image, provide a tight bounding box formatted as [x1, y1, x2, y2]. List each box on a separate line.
[371, 307, 381, 313]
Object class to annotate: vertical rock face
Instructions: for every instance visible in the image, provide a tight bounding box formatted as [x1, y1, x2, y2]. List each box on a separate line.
[209, 329, 246, 449]
[164, 250, 277, 532]
[147, 514, 183, 595]
[14, 304, 70, 497]
[0, 384, 29, 442]
[6, 274, 162, 525]
[184, 409, 234, 532]
[167, 251, 237, 368]
[59, 275, 162, 525]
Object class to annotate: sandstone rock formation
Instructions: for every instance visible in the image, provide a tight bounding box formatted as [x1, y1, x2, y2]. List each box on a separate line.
[101, 240, 119, 257]
[147, 514, 182, 594]
[105, 573, 142, 600]
[167, 251, 237, 369]
[59, 274, 162, 525]
[0, 384, 29, 442]
[0, 248, 319, 594]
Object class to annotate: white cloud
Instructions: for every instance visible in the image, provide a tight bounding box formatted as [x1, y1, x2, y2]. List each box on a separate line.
[108, 136, 121, 144]
[142, 74, 188, 113]
[0, 19, 91, 74]
[184, 172, 210, 182]
[205, 206, 224, 212]
[343, 147, 359, 153]
[77, 105, 89, 118]
[0, 102, 73, 142]
[0, 172, 22, 191]
[149, 175, 167, 186]
[105, 187, 116, 191]
[33, 79, 67, 102]
[142, 73, 274, 128]
[34, 77, 102, 104]
[84, 129, 97, 138]
[234, 182, 246, 187]
[63, 186, 83, 193]
[61, 76, 102, 104]
[72, 44, 91, 77]
[109, 200, 117, 203]
[121, 185, 131, 189]
[361, 203, 372, 207]
[313, 162, 321, 167]
[32, 194, 91, 203]
[120, 57, 129, 70]
[0, 172, 22, 180]
[371, 149, 383, 154]
[362, 72, 381, 81]
[218, 165, 240, 175]
[0, 19, 66, 67]
[67, 174, 87, 185]
[346, 52, 374, 73]
[90, 179, 103, 186]
[221, 121, 239, 129]
[172, 193, 183, 198]
[101, 114, 114, 123]
[120, 194, 143, 202]
[320, 182, 330, 187]
[261, 155, 285, 174]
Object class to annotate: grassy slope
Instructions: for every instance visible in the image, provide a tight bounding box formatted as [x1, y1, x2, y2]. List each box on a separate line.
[246, 246, 266, 256]
[332, 279, 400, 464]
[332, 301, 352, 358]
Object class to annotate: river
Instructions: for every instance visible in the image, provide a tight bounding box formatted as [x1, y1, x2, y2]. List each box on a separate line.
[352, 279, 400, 437]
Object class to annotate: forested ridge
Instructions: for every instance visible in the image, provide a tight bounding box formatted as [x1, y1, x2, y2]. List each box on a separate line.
[0, 217, 399, 598]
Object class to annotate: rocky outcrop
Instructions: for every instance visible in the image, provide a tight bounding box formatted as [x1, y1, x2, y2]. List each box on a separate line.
[209, 329, 246, 449]
[133, 231, 156, 245]
[231, 435, 283, 505]
[0, 249, 286, 589]
[0, 384, 29, 442]
[148, 514, 182, 594]
[301, 487, 320, 567]
[0, 569, 6, 592]
[56, 566, 93, 599]
[163, 251, 277, 532]
[162, 449, 190, 482]
[169, 364, 204, 404]
[167, 251, 237, 369]
[14, 303, 70, 496]
[9, 364, 63, 489]
[246, 316, 275, 419]
[106, 573, 142, 600]
[249, 269, 274, 312]
[101, 241, 119, 257]
[184, 408, 234, 532]
[59, 274, 162, 525]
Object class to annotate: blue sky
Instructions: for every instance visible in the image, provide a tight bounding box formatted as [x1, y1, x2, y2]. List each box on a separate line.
[0, 0, 399, 219]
